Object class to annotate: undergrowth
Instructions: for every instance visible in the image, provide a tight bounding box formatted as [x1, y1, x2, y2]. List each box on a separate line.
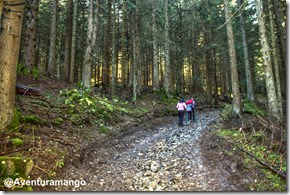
[217, 101, 286, 191]
[60, 88, 150, 133]
[221, 101, 267, 120]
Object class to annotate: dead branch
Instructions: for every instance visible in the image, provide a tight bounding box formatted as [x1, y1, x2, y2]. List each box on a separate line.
[221, 136, 286, 180]
[235, 143, 286, 180]
[16, 84, 42, 96]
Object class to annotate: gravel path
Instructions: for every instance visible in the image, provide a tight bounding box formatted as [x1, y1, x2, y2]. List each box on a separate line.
[55, 109, 239, 191]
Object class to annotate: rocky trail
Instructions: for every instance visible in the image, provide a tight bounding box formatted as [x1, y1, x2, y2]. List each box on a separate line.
[54, 109, 242, 191]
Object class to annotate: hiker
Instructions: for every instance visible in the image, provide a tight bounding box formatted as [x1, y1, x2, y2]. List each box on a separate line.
[186, 99, 193, 124]
[176, 98, 187, 127]
[191, 98, 196, 121]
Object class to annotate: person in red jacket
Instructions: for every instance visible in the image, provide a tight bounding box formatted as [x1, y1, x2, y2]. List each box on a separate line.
[186, 99, 193, 124]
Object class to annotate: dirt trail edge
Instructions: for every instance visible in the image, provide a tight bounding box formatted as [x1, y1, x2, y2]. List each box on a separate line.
[53, 108, 239, 191]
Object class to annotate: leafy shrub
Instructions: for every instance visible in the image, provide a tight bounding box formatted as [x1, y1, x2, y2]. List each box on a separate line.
[220, 104, 232, 120]
[244, 101, 267, 116]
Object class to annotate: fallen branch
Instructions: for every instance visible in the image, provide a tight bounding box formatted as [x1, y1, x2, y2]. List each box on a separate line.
[235, 143, 286, 179]
[54, 139, 75, 146]
[0, 147, 31, 156]
[221, 137, 286, 180]
[16, 84, 42, 96]
[34, 165, 51, 175]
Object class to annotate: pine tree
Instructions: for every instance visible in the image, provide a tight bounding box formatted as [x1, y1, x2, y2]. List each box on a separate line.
[255, 0, 279, 118]
[0, 0, 25, 129]
[224, 0, 242, 116]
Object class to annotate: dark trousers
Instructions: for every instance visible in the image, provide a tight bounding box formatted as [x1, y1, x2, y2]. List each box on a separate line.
[178, 110, 185, 126]
[192, 108, 196, 121]
[188, 111, 193, 121]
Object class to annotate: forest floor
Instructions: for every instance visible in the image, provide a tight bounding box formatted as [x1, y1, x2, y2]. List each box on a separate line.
[0, 74, 286, 192]
[52, 108, 249, 191]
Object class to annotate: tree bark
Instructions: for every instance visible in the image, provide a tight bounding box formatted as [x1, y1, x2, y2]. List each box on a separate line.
[23, 0, 39, 72]
[47, 0, 58, 78]
[268, 0, 283, 116]
[204, 32, 212, 104]
[255, 0, 279, 118]
[134, 0, 142, 100]
[82, 0, 98, 87]
[132, 15, 137, 102]
[238, 0, 255, 102]
[272, 0, 286, 97]
[103, 0, 112, 86]
[220, 55, 226, 96]
[121, 0, 127, 87]
[115, 2, 120, 84]
[152, 0, 159, 91]
[0, 0, 25, 129]
[212, 48, 219, 105]
[272, 0, 286, 65]
[70, 0, 78, 83]
[224, 0, 242, 116]
[164, 0, 171, 96]
[111, 0, 116, 94]
[63, 0, 73, 82]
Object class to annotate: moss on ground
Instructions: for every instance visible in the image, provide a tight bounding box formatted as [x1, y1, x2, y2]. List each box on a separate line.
[215, 129, 286, 191]
[59, 88, 159, 134]
[11, 138, 24, 147]
[22, 115, 43, 125]
[0, 157, 34, 190]
[220, 104, 232, 120]
[221, 101, 267, 120]
[244, 101, 267, 116]
[6, 109, 21, 131]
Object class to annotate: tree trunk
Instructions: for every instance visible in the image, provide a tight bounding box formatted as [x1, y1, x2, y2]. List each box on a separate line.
[132, 16, 137, 102]
[212, 48, 219, 105]
[47, 0, 58, 78]
[115, 2, 120, 84]
[238, 0, 255, 102]
[268, 0, 283, 116]
[0, 2, 2, 18]
[164, 0, 171, 96]
[224, 0, 242, 116]
[224, 51, 231, 97]
[152, 0, 159, 91]
[204, 32, 212, 104]
[255, 0, 279, 118]
[272, 0, 286, 97]
[159, 48, 164, 87]
[176, 4, 183, 95]
[111, 0, 116, 94]
[272, 0, 286, 65]
[82, 0, 98, 87]
[70, 0, 78, 83]
[220, 54, 226, 96]
[63, 0, 73, 82]
[135, 0, 142, 98]
[0, 0, 25, 129]
[121, 0, 127, 87]
[191, 28, 198, 94]
[24, 0, 39, 72]
[103, 0, 112, 86]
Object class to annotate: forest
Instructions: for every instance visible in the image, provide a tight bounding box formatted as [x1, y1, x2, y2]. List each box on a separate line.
[0, 0, 287, 192]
